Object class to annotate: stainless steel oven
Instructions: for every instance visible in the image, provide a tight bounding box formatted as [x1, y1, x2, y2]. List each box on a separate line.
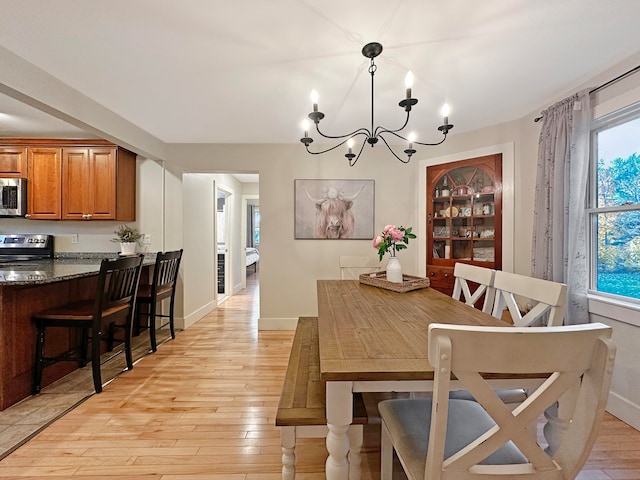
[0, 178, 27, 217]
[0, 234, 54, 282]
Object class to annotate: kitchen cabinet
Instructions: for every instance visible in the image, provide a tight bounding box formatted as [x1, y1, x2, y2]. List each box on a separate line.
[27, 147, 62, 219]
[62, 147, 121, 220]
[0, 146, 27, 177]
[426, 153, 502, 295]
[0, 139, 136, 221]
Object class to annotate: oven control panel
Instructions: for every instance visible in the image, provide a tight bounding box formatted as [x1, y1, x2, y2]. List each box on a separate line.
[0, 234, 52, 248]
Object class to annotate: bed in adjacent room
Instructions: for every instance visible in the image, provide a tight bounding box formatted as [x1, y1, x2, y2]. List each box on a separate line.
[246, 247, 259, 272]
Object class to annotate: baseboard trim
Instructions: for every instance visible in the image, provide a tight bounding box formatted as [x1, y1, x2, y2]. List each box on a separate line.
[607, 391, 640, 431]
[179, 300, 217, 330]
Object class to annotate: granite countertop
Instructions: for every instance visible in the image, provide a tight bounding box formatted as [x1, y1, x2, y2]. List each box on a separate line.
[0, 253, 157, 286]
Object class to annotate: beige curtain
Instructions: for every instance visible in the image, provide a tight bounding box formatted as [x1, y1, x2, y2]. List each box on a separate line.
[531, 89, 591, 325]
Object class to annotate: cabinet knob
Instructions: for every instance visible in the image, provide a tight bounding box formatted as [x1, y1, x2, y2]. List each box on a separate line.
[24, 213, 31, 219]
[444, 273, 449, 278]
[430, 272, 435, 276]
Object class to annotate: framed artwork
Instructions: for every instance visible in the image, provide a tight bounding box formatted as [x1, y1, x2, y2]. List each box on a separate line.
[294, 179, 375, 239]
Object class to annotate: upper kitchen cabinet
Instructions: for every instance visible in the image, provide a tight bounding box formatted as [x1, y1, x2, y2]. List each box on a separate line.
[426, 153, 503, 295]
[0, 139, 136, 221]
[0, 146, 27, 177]
[28, 147, 62, 219]
[62, 147, 135, 220]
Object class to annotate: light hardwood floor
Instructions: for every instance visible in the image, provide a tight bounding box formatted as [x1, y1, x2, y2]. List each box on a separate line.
[0, 273, 639, 479]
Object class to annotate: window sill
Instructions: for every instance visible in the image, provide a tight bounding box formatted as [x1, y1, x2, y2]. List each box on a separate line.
[588, 293, 640, 328]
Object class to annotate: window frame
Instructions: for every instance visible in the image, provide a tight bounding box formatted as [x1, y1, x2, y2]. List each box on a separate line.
[587, 100, 640, 305]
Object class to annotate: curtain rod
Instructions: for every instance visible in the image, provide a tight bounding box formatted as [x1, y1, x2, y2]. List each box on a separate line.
[533, 64, 640, 122]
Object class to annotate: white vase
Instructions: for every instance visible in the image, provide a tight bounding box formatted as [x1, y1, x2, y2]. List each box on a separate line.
[120, 242, 137, 255]
[386, 257, 403, 283]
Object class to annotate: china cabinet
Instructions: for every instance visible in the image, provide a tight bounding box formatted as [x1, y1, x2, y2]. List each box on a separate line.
[426, 153, 502, 295]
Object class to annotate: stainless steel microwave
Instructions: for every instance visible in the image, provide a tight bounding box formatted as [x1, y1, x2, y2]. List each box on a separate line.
[0, 178, 27, 217]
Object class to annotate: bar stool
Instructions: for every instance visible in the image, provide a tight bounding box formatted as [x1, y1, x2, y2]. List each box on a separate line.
[134, 249, 182, 352]
[32, 254, 144, 394]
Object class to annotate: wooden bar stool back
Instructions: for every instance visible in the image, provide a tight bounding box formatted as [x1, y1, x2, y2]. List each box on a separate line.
[32, 254, 144, 395]
[135, 249, 183, 352]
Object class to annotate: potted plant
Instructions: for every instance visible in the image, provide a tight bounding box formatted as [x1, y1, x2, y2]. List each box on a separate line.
[372, 224, 416, 283]
[112, 224, 143, 255]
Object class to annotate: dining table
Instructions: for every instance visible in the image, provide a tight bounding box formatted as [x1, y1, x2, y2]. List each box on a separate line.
[316, 279, 541, 480]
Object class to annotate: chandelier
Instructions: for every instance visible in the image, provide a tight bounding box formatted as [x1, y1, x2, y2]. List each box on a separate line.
[300, 42, 453, 167]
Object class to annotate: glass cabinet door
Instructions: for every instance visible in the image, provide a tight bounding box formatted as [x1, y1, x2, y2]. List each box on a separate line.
[428, 156, 501, 266]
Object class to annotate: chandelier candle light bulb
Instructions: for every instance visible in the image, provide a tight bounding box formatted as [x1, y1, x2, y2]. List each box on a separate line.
[407, 132, 416, 150]
[311, 90, 319, 112]
[441, 103, 450, 125]
[405, 71, 414, 99]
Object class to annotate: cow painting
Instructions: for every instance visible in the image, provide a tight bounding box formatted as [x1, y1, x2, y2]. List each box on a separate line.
[304, 185, 364, 239]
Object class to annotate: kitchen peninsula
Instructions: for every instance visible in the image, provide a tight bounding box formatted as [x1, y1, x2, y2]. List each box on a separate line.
[0, 254, 154, 410]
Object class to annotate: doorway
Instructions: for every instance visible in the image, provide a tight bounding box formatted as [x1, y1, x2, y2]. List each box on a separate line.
[216, 187, 231, 302]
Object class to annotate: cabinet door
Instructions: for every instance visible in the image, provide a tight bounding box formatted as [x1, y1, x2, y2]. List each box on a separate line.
[62, 148, 91, 220]
[27, 148, 62, 219]
[88, 148, 116, 219]
[62, 147, 117, 220]
[0, 147, 27, 177]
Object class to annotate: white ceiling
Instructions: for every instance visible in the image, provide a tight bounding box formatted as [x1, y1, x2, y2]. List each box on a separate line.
[1, 1, 640, 145]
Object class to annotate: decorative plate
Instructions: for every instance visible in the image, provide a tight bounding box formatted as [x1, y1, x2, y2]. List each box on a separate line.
[445, 206, 459, 217]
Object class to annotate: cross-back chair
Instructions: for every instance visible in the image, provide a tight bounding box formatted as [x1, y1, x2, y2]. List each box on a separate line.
[339, 255, 382, 280]
[379, 322, 616, 480]
[133, 249, 182, 352]
[32, 254, 144, 394]
[491, 270, 568, 326]
[451, 263, 496, 314]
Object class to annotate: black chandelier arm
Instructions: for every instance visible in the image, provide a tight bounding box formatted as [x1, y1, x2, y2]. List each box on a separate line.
[373, 110, 411, 138]
[314, 122, 371, 141]
[412, 133, 448, 147]
[377, 127, 449, 147]
[377, 134, 412, 164]
[303, 131, 369, 156]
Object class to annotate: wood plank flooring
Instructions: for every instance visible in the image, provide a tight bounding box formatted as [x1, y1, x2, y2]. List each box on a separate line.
[0, 273, 639, 479]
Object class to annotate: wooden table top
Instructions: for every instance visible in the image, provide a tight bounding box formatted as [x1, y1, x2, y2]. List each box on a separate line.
[317, 280, 510, 382]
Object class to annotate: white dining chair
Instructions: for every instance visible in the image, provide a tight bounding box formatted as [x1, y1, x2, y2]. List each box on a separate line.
[491, 270, 568, 326]
[451, 263, 496, 314]
[379, 322, 616, 480]
[339, 255, 383, 280]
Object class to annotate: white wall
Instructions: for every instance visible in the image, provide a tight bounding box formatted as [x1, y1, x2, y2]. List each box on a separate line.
[181, 172, 243, 328]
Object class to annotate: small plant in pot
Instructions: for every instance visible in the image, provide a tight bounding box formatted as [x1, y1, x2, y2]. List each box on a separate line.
[112, 224, 143, 255]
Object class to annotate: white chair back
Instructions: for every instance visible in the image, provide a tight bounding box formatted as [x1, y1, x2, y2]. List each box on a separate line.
[339, 256, 382, 280]
[451, 263, 496, 314]
[491, 270, 567, 326]
[379, 323, 616, 480]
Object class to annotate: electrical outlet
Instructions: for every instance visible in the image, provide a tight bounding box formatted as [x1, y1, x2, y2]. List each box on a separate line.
[142, 234, 151, 245]
[71, 234, 78, 244]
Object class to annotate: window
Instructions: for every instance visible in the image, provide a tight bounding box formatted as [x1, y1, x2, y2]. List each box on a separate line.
[589, 104, 640, 301]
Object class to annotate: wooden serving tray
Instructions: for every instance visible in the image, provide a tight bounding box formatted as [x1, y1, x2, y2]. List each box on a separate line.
[359, 271, 430, 293]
